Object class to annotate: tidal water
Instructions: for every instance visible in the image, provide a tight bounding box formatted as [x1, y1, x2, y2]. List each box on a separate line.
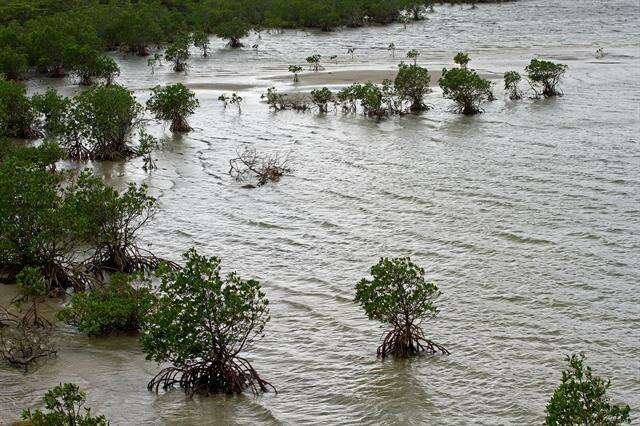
[2, 0, 640, 424]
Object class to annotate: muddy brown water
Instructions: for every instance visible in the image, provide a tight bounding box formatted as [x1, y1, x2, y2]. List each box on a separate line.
[2, 0, 639, 424]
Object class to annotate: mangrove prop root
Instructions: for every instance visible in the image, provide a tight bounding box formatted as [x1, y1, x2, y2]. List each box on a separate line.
[87, 245, 178, 275]
[378, 323, 449, 359]
[148, 357, 276, 397]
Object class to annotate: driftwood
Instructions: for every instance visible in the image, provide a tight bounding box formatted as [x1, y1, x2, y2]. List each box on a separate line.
[229, 148, 293, 188]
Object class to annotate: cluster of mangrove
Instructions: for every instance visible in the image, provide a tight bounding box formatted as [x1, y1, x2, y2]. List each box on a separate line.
[271, 54, 567, 118]
[5, 235, 632, 424]
[0, 0, 508, 80]
[0, 77, 200, 163]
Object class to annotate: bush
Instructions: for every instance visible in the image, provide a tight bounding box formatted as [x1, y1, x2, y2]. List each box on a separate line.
[288, 65, 303, 82]
[394, 63, 431, 112]
[58, 273, 156, 336]
[21, 383, 108, 425]
[215, 20, 250, 48]
[141, 248, 275, 396]
[31, 89, 71, 137]
[454, 51, 470, 68]
[65, 171, 167, 274]
[306, 54, 322, 72]
[438, 67, 491, 114]
[504, 71, 522, 100]
[0, 142, 90, 291]
[525, 58, 568, 98]
[545, 354, 631, 425]
[165, 35, 191, 72]
[146, 83, 199, 133]
[0, 47, 28, 80]
[0, 76, 40, 139]
[311, 87, 333, 112]
[63, 84, 142, 160]
[354, 257, 448, 358]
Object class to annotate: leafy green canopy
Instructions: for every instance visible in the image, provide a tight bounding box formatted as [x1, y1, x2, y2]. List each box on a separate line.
[311, 87, 333, 112]
[31, 88, 71, 137]
[355, 257, 440, 326]
[63, 84, 142, 160]
[65, 171, 159, 273]
[147, 83, 199, 132]
[0, 76, 39, 139]
[58, 273, 157, 336]
[439, 67, 491, 115]
[525, 58, 568, 97]
[0, 142, 79, 287]
[545, 354, 631, 425]
[141, 248, 270, 368]
[21, 382, 108, 426]
[394, 63, 431, 111]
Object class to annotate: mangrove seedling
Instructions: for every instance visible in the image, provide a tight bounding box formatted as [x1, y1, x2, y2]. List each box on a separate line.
[147, 83, 199, 133]
[192, 31, 210, 57]
[306, 54, 322, 72]
[407, 49, 420, 65]
[354, 257, 449, 358]
[15, 267, 51, 329]
[347, 48, 356, 60]
[525, 58, 568, 98]
[394, 63, 431, 112]
[165, 35, 191, 72]
[137, 129, 160, 172]
[388, 43, 396, 58]
[218, 93, 243, 112]
[288, 65, 303, 83]
[215, 20, 250, 48]
[141, 248, 275, 396]
[439, 67, 491, 114]
[545, 354, 631, 425]
[454, 52, 470, 69]
[21, 383, 108, 425]
[504, 71, 523, 100]
[57, 272, 156, 336]
[311, 87, 333, 112]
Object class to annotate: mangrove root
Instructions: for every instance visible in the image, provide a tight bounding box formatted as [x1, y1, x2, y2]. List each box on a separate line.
[148, 357, 276, 397]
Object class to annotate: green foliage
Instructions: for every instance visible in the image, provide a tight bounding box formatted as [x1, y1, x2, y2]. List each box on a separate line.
[164, 34, 191, 72]
[306, 54, 322, 72]
[355, 257, 439, 326]
[438, 67, 491, 114]
[21, 382, 108, 425]
[0, 47, 28, 80]
[311, 87, 333, 112]
[147, 83, 199, 133]
[354, 257, 447, 358]
[16, 267, 48, 299]
[454, 51, 470, 68]
[504, 70, 522, 100]
[65, 171, 159, 273]
[0, 76, 39, 139]
[218, 93, 243, 112]
[545, 354, 631, 425]
[394, 63, 431, 112]
[141, 248, 270, 367]
[192, 31, 210, 57]
[137, 129, 159, 172]
[214, 20, 250, 48]
[0, 142, 82, 289]
[288, 65, 303, 82]
[64, 84, 142, 160]
[140, 248, 272, 395]
[31, 89, 71, 137]
[406, 49, 420, 64]
[525, 58, 568, 97]
[57, 273, 156, 336]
